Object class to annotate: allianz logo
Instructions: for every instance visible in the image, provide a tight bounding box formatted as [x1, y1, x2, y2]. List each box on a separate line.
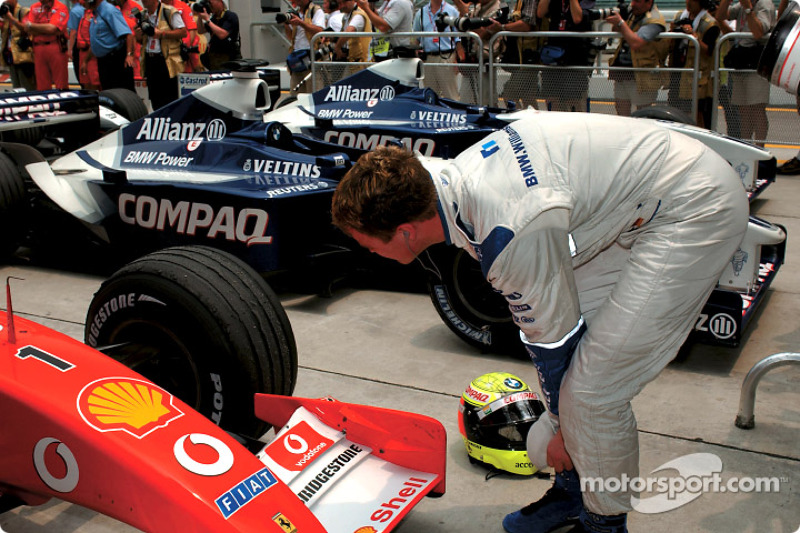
[135, 117, 227, 142]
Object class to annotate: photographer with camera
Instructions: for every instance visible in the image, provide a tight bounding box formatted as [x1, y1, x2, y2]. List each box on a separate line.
[606, 0, 668, 116]
[279, 0, 326, 94]
[162, 0, 201, 72]
[715, 0, 775, 144]
[82, 0, 136, 91]
[135, 0, 186, 110]
[413, 0, 460, 99]
[451, 0, 508, 104]
[1, 0, 36, 90]
[195, 0, 240, 70]
[355, 0, 414, 60]
[536, 0, 595, 112]
[333, 0, 372, 65]
[12, 0, 69, 90]
[666, 0, 720, 128]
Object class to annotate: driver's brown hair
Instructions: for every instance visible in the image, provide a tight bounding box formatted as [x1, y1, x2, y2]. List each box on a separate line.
[331, 146, 437, 242]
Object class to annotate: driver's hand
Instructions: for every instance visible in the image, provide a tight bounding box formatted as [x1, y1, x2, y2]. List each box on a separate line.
[546, 428, 574, 472]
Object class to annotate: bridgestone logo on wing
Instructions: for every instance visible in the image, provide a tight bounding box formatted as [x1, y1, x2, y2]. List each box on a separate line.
[118, 193, 272, 246]
[135, 117, 227, 141]
[296, 443, 365, 504]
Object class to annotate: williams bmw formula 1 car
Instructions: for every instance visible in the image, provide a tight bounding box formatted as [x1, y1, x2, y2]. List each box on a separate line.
[0, 59, 786, 387]
[0, 279, 446, 532]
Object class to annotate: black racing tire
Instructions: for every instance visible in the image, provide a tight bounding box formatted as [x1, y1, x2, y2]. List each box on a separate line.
[98, 88, 148, 122]
[0, 127, 45, 147]
[85, 245, 298, 439]
[423, 245, 524, 356]
[631, 104, 696, 126]
[0, 150, 29, 260]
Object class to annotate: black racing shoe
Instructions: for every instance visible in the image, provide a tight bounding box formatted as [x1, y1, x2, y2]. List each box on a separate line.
[777, 157, 800, 175]
[502, 470, 582, 533]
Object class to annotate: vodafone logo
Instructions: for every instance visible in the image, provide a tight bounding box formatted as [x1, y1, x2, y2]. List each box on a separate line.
[264, 421, 333, 472]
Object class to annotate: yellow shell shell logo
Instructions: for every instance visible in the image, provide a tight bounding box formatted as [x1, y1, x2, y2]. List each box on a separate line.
[78, 378, 183, 438]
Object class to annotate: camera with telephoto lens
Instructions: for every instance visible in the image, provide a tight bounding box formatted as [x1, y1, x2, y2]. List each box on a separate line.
[191, 0, 211, 14]
[435, 6, 508, 32]
[275, 8, 300, 23]
[315, 42, 337, 60]
[0, 3, 9, 17]
[672, 17, 694, 32]
[130, 7, 155, 36]
[588, 1, 630, 20]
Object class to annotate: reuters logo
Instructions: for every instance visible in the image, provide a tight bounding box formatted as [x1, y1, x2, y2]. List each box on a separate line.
[77, 377, 184, 438]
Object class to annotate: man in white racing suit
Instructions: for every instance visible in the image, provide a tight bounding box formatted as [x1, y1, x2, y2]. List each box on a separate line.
[331, 113, 749, 533]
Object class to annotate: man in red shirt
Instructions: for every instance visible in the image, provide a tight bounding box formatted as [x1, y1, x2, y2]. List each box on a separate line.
[11, 0, 69, 89]
[76, 7, 100, 88]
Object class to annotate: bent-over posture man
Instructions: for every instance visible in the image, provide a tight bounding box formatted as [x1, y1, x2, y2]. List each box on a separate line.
[331, 114, 748, 533]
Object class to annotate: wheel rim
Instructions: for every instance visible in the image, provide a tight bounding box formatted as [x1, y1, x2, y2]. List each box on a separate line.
[102, 319, 202, 410]
[451, 251, 512, 325]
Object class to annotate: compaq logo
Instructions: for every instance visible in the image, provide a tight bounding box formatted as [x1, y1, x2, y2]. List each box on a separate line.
[135, 117, 226, 141]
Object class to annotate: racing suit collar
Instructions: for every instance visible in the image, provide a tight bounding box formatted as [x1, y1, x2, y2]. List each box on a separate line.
[429, 171, 454, 246]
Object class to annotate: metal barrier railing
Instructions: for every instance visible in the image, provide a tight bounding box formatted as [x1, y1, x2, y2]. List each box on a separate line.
[487, 30, 699, 118]
[309, 31, 485, 101]
[300, 28, 798, 146]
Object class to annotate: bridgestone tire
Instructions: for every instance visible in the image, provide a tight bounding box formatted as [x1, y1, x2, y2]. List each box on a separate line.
[424, 245, 524, 356]
[85, 245, 298, 439]
[0, 151, 28, 260]
[632, 104, 696, 126]
[98, 88, 148, 122]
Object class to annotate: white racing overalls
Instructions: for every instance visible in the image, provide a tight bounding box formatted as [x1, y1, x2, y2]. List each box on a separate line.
[425, 113, 748, 514]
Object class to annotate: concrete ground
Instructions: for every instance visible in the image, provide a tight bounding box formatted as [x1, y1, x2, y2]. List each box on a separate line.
[0, 149, 798, 533]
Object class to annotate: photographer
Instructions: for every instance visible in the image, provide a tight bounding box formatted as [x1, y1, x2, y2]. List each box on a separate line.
[334, 0, 371, 65]
[606, 0, 668, 116]
[83, 0, 136, 92]
[1, 0, 36, 90]
[355, 0, 414, 60]
[536, 0, 596, 112]
[280, 0, 326, 94]
[413, 0, 459, 99]
[18, 0, 69, 90]
[485, 0, 541, 108]
[196, 0, 240, 70]
[136, 0, 186, 110]
[163, 0, 201, 72]
[715, 0, 775, 144]
[667, 0, 720, 128]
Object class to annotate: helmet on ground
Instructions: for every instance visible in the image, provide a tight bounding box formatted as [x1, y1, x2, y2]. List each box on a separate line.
[458, 371, 546, 475]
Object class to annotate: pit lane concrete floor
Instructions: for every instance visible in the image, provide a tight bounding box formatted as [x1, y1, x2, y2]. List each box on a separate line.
[1, 153, 799, 533]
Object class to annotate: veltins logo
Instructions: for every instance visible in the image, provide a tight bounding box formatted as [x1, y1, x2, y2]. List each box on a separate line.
[264, 420, 334, 472]
[77, 377, 184, 438]
[581, 453, 785, 514]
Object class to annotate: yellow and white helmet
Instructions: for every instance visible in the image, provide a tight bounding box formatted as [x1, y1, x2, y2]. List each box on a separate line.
[458, 372, 546, 475]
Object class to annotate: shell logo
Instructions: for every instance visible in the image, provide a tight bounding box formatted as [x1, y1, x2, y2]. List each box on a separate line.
[77, 377, 184, 438]
[354, 527, 378, 533]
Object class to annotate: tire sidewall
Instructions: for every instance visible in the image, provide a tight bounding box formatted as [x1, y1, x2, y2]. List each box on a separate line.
[86, 274, 257, 434]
